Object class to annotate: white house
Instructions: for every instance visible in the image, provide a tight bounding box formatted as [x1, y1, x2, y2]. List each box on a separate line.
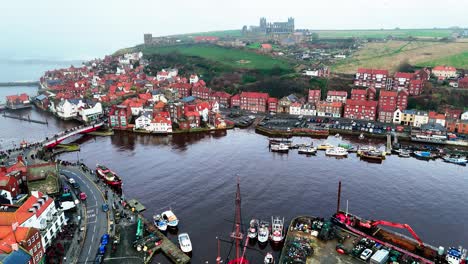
[17, 191, 67, 249]
[461, 111, 468, 120]
[55, 99, 84, 119]
[151, 91, 168, 103]
[189, 74, 199, 84]
[413, 111, 429, 127]
[211, 101, 220, 113]
[393, 108, 403, 124]
[289, 102, 302, 115]
[134, 112, 152, 130]
[300, 103, 317, 116]
[156, 69, 178, 81]
[79, 102, 103, 123]
[149, 117, 173, 133]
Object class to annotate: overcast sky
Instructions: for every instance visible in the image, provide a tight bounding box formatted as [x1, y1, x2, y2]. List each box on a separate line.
[1, 0, 467, 60]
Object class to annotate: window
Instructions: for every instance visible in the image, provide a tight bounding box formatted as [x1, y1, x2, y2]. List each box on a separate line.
[34, 244, 37, 253]
[35, 233, 39, 239]
[28, 239, 31, 246]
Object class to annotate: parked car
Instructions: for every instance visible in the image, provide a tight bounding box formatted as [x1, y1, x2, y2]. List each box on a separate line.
[360, 248, 373, 261]
[68, 178, 76, 184]
[98, 244, 106, 255]
[102, 203, 109, 212]
[79, 192, 87, 201]
[101, 234, 109, 245]
[94, 254, 104, 264]
[71, 182, 80, 189]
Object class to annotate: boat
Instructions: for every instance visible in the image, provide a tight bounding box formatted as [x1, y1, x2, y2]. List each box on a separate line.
[357, 146, 376, 156]
[161, 210, 179, 228]
[359, 133, 365, 140]
[270, 143, 289, 153]
[398, 149, 411, 158]
[153, 214, 168, 231]
[335, 133, 340, 137]
[247, 219, 259, 239]
[258, 221, 270, 244]
[298, 146, 317, 155]
[95, 164, 123, 188]
[413, 151, 435, 160]
[270, 216, 285, 243]
[264, 252, 274, 264]
[443, 156, 467, 165]
[317, 143, 334, 150]
[325, 147, 348, 157]
[360, 150, 385, 161]
[178, 233, 192, 253]
[269, 138, 291, 147]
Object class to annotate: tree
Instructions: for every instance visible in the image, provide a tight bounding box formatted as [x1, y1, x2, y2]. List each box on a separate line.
[397, 59, 414, 73]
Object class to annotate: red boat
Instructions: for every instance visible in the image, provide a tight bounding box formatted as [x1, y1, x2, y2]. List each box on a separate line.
[96, 164, 122, 188]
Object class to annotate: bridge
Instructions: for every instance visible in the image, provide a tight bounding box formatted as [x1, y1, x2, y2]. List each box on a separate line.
[43, 122, 104, 148]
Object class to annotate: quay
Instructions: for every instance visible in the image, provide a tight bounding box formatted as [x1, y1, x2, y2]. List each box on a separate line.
[2, 112, 48, 124]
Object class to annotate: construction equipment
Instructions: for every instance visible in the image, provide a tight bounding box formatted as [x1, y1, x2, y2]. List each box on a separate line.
[359, 220, 424, 247]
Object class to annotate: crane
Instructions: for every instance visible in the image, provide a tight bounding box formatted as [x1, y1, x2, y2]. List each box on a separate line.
[359, 219, 424, 247]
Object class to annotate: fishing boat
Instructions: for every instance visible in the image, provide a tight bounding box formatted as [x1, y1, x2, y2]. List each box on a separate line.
[264, 252, 274, 264]
[270, 216, 285, 243]
[413, 151, 435, 160]
[356, 146, 376, 156]
[317, 142, 334, 150]
[95, 164, 123, 188]
[298, 146, 317, 155]
[178, 233, 192, 253]
[443, 156, 467, 165]
[258, 221, 270, 244]
[270, 143, 289, 153]
[153, 214, 168, 231]
[247, 219, 259, 239]
[269, 138, 291, 147]
[360, 150, 386, 161]
[325, 147, 348, 157]
[161, 210, 179, 228]
[398, 149, 411, 158]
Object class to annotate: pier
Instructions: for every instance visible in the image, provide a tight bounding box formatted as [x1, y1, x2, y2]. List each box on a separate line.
[2, 113, 48, 124]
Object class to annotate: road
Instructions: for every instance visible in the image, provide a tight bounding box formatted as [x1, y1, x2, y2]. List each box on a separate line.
[61, 167, 108, 264]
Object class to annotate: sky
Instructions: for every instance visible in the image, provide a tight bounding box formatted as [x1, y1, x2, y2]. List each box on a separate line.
[1, 0, 467, 60]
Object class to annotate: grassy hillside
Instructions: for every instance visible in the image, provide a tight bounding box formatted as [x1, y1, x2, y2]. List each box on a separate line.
[314, 29, 453, 39]
[172, 30, 242, 38]
[141, 44, 292, 70]
[333, 40, 468, 73]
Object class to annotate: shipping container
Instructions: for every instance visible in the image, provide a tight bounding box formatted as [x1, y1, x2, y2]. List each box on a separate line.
[370, 249, 389, 264]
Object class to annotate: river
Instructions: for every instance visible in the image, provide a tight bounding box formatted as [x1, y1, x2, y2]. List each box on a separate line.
[1, 104, 467, 263]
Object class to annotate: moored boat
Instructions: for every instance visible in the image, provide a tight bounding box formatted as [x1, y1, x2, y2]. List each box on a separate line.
[317, 142, 334, 150]
[360, 150, 386, 161]
[298, 146, 317, 155]
[178, 233, 192, 253]
[264, 252, 274, 264]
[413, 151, 435, 160]
[258, 221, 270, 244]
[247, 219, 259, 239]
[270, 216, 285, 243]
[271, 143, 289, 153]
[357, 146, 376, 156]
[161, 210, 179, 228]
[96, 164, 123, 188]
[325, 147, 348, 157]
[443, 156, 467, 165]
[398, 149, 411, 158]
[153, 214, 168, 231]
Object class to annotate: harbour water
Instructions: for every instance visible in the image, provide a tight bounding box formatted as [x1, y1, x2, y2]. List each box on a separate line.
[2, 107, 467, 263]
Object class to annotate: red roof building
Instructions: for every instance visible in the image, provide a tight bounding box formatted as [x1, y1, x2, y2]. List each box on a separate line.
[192, 85, 212, 100]
[344, 99, 378, 121]
[432, 66, 457, 80]
[308, 89, 321, 104]
[185, 111, 201, 128]
[109, 105, 132, 129]
[393, 72, 414, 90]
[170, 83, 192, 98]
[378, 104, 396, 123]
[396, 89, 409, 110]
[354, 68, 389, 89]
[194, 36, 219, 43]
[316, 101, 343, 117]
[458, 77, 468, 88]
[408, 79, 424, 95]
[350, 89, 367, 101]
[230, 94, 241, 108]
[209, 91, 231, 107]
[445, 108, 462, 120]
[0, 226, 44, 264]
[267, 97, 278, 113]
[326, 90, 348, 104]
[240, 92, 269, 112]
[379, 90, 398, 109]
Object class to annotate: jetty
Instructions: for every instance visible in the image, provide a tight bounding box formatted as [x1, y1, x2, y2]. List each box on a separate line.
[139, 215, 191, 264]
[2, 113, 48, 125]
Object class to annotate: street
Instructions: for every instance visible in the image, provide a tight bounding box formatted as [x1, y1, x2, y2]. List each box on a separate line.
[61, 167, 108, 264]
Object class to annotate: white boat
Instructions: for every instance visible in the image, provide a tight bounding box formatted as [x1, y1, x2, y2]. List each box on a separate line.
[298, 146, 317, 155]
[398, 149, 411, 158]
[264, 252, 275, 264]
[153, 214, 168, 231]
[317, 142, 334, 150]
[357, 146, 376, 156]
[161, 210, 179, 228]
[247, 219, 259, 239]
[178, 233, 192, 253]
[359, 133, 365, 140]
[443, 156, 467, 165]
[270, 216, 285, 243]
[335, 133, 340, 138]
[325, 147, 348, 157]
[270, 143, 289, 153]
[258, 221, 270, 244]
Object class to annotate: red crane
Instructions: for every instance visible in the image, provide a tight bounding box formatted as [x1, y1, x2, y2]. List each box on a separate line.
[228, 178, 249, 264]
[360, 220, 424, 247]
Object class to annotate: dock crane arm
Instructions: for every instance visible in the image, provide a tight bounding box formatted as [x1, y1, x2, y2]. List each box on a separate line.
[369, 220, 424, 247]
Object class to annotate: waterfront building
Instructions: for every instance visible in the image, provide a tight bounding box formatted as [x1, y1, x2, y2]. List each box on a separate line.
[0, 226, 44, 264]
[428, 111, 446, 127]
[413, 111, 429, 127]
[354, 68, 389, 89]
[350, 89, 367, 101]
[267, 97, 278, 113]
[78, 102, 103, 123]
[149, 116, 173, 133]
[289, 102, 302, 115]
[54, 99, 84, 119]
[185, 111, 201, 128]
[6, 93, 31, 109]
[230, 94, 240, 108]
[308, 89, 321, 104]
[326, 91, 347, 104]
[109, 105, 132, 129]
[432, 65, 457, 80]
[135, 111, 153, 130]
[240, 92, 268, 113]
[316, 101, 342, 118]
[209, 91, 231, 108]
[343, 99, 378, 121]
[378, 105, 396, 123]
[0, 191, 67, 250]
[446, 120, 468, 135]
[300, 103, 316, 116]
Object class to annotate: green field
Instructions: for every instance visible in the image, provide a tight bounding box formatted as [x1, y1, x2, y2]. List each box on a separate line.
[314, 29, 453, 39]
[173, 29, 242, 38]
[415, 51, 468, 69]
[142, 44, 292, 70]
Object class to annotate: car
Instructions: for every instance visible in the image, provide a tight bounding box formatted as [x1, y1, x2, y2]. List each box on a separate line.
[94, 254, 104, 264]
[71, 182, 80, 189]
[68, 178, 76, 184]
[101, 234, 109, 245]
[79, 192, 87, 201]
[360, 248, 373, 261]
[102, 203, 109, 212]
[98, 244, 106, 255]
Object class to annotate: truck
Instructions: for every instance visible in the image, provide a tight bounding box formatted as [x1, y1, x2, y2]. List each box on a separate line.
[370, 249, 389, 264]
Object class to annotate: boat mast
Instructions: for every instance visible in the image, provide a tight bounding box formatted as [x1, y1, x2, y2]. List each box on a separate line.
[336, 181, 342, 213]
[230, 178, 243, 261]
[216, 237, 221, 264]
